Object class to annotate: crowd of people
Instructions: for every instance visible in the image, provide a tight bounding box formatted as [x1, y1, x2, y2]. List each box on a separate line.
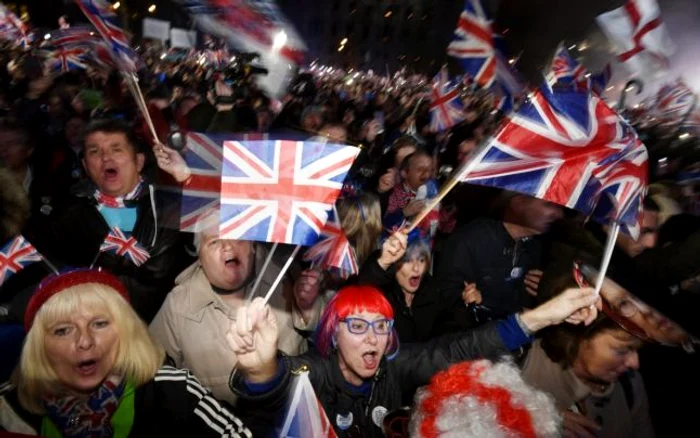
[1, 31, 700, 437]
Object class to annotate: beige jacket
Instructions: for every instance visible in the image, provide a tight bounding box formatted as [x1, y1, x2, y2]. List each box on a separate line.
[522, 340, 655, 438]
[149, 244, 325, 404]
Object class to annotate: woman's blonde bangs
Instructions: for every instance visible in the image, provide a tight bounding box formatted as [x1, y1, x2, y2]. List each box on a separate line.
[16, 282, 164, 413]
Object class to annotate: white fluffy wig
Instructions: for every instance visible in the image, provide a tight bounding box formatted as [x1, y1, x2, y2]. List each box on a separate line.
[409, 359, 561, 438]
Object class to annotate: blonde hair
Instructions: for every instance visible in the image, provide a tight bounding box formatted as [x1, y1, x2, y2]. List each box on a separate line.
[337, 192, 382, 267]
[16, 283, 165, 413]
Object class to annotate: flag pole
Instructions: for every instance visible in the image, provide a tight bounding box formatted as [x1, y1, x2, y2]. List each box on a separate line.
[262, 245, 301, 306]
[593, 221, 620, 295]
[245, 242, 278, 301]
[123, 72, 159, 144]
[407, 136, 490, 232]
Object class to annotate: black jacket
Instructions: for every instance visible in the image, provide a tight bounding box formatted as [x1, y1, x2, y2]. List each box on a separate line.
[49, 184, 192, 322]
[436, 218, 541, 317]
[231, 321, 522, 438]
[358, 251, 453, 343]
[0, 366, 252, 437]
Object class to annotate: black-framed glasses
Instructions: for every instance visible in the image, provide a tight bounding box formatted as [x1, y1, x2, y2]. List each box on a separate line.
[340, 317, 394, 335]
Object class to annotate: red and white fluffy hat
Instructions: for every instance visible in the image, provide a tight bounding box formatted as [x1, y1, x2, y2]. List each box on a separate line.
[410, 359, 561, 438]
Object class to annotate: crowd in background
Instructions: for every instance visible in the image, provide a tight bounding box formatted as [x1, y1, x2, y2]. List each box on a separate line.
[1, 35, 700, 437]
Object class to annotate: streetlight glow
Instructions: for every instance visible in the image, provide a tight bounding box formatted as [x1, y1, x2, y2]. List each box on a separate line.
[113, 1, 121, 9]
[148, 4, 156, 13]
[340, 38, 348, 45]
[44, 33, 51, 40]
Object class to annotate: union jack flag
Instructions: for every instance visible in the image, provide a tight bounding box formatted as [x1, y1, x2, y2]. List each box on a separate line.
[48, 25, 100, 48]
[278, 372, 338, 438]
[429, 69, 465, 132]
[0, 236, 42, 285]
[593, 142, 648, 238]
[92, 41, 118, 70]
[219, 140, 359, 245]
[41, 46, 90, 72]
[590, 64, 612, 95]
[206, 48, 229, 66]
[74, 0, 139, 72]
[167, 133, 223, 233]
[100, 227, 150, 266]
[546, 44, 589, 92]
[447, 0, 496, 88]
[654, 79, 696, 124]
[180, 0, 306, 64]
[158, 132, 298, 233]
[303, 209, 358, 279]
[0, 4, 31, 48]
[462, 85, 648, 237]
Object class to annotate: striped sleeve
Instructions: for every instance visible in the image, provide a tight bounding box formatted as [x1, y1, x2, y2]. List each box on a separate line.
[154, 366, 252, 438]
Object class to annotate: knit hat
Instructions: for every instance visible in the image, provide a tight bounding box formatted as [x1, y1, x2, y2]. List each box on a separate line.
[24, 269, 129, 331]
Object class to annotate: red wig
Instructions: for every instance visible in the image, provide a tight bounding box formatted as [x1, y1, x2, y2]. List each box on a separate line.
[315, 285, 399, 358]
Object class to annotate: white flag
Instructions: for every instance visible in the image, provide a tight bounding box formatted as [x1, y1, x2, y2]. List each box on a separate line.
[596, 0, 675, 77]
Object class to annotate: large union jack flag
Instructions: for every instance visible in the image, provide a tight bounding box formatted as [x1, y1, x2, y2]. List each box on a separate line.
[100, 227, 151, 266]
[41, 46, 90, 72]
[462, 86, 648, 237]
[302, 208, 358, 279]
[0, 236, 42, 285]
[158, 132, 294, 233]
[219, 140, 359, 245]
[74, 0, 138, 72]
[429, 69, 465, 132]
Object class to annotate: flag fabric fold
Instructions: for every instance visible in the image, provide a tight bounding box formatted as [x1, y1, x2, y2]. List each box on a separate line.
[74, 0, 139, 72]
[447, 0, 524, 110]
[302, 208, 358, 279]
[278, 371, 338, 438]
[461, 85, 648, 238]
[176, 0, 307, 97]
[596, 0, 674, 77]
[0, 236, 43, 286]
[219, 139, 359, 245]
[100, 227, 151, 266]
[428, 69, 465, 132]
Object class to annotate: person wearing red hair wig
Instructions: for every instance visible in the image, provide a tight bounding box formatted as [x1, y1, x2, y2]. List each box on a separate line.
[227, 273, 601, 437]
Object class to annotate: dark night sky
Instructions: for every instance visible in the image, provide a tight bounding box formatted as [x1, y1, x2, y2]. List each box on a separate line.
[21, 0, 700, 91]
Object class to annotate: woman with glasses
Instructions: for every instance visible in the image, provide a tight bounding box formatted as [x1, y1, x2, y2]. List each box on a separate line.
[225, 250, 602, 437]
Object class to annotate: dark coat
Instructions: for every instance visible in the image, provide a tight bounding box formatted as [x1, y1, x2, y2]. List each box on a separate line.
[231, 321, 526, 438]
[49, 184, 192, 322]
[357, 251, 453, 343]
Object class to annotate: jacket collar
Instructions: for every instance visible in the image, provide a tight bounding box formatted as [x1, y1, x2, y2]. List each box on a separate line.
[181, 244, 275, 319]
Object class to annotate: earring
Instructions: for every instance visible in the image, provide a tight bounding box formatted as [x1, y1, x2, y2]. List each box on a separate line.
[332, 338, 337, 348]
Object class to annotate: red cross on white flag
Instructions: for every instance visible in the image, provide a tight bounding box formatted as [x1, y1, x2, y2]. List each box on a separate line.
[596, 0, 675, 77]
